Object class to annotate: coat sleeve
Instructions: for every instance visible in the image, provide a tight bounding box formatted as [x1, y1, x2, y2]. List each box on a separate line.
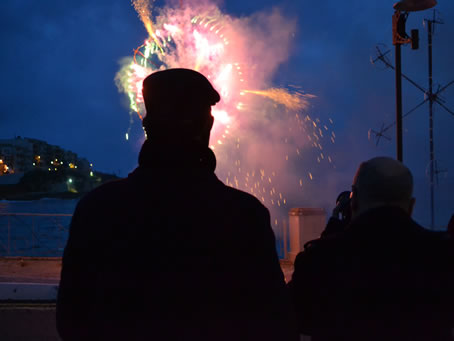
[237, 204, 299, 341]
[287, 247, 320, 336]
[56, 198, 98, 340]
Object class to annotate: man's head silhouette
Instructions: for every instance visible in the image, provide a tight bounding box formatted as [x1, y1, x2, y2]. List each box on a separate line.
[142, 68, 220, 146]
[351, 156, 415, 218]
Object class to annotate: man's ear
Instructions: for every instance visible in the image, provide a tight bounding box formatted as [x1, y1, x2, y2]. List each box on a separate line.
[350, 187, 359, 216]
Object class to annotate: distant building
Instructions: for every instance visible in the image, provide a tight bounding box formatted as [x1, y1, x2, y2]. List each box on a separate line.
[0, 137, 92, 176]
[0, 137, 33, 174]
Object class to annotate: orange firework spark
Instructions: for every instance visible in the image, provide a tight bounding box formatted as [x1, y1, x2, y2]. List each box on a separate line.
[243, 89, 315, 111]
[132, 0, 160, 48]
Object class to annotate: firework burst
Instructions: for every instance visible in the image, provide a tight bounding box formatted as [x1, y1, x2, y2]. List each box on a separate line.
[115, 1, 336, 230]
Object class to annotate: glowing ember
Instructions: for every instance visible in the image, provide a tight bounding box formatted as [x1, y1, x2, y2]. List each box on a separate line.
[243, 89, 315, 111]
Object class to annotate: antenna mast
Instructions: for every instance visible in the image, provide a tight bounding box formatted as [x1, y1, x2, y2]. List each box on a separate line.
[371, 6, 454, 229]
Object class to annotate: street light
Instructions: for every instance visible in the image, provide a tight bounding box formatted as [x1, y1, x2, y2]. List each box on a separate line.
[394, 0, 437, 12]
[392, 0, 437, 162]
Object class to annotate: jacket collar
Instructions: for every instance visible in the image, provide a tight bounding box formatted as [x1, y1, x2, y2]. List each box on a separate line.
[137, 139, 217, 173]
[345, 206, 424, 240]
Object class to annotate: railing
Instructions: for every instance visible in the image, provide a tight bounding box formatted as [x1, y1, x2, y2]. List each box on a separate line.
[0, 213, 291, 259]
[276, 219, 290, 260]
[0, 213, 72, 257]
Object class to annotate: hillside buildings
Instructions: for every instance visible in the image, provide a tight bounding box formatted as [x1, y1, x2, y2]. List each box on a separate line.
[0, 137, 91, 183]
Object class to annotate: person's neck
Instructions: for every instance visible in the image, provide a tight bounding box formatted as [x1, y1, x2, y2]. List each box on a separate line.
[352, 203, 410, 220]
[138, 139, 216, 172]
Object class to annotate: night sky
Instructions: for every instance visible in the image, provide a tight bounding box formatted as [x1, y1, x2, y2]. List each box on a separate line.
[1, 0, 453, 227]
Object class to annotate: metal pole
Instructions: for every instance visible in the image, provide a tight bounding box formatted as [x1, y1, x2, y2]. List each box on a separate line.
[428, 20, 435, 229]
[395, 43, 403, 162]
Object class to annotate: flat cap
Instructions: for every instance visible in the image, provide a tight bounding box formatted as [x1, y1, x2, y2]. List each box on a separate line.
[142, 68, 220, 122]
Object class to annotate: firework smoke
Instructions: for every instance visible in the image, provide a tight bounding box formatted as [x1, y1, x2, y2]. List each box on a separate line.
[115, 0, 336, 232]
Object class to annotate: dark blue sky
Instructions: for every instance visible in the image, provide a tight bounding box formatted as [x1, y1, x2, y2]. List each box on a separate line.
[1, 0, 453, 227]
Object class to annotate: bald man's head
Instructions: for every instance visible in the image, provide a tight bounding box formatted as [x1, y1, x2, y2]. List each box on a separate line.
[351, 157, 415, 217]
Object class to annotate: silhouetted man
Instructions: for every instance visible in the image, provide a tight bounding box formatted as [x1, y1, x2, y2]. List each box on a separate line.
[288, 157, 454, 341]
[57, 69, 297, 341]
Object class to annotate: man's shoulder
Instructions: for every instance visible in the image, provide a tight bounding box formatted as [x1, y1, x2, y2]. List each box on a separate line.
[294, 235, 342, 269]
[219, 183, 269, 212]
[77, 177, 130, 210]
[391, 213, 451, 249]
[347, 206, 433, 239]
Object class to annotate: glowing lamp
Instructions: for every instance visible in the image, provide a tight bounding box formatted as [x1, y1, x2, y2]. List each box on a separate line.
[393, 0, 437, 12]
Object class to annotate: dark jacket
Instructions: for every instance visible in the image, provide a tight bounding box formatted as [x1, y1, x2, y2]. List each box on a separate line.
[288, 206, 454, 341]
[57, 140, 297, 341]
[320, 217, 348, 239]
[448, 215, 454, 239]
